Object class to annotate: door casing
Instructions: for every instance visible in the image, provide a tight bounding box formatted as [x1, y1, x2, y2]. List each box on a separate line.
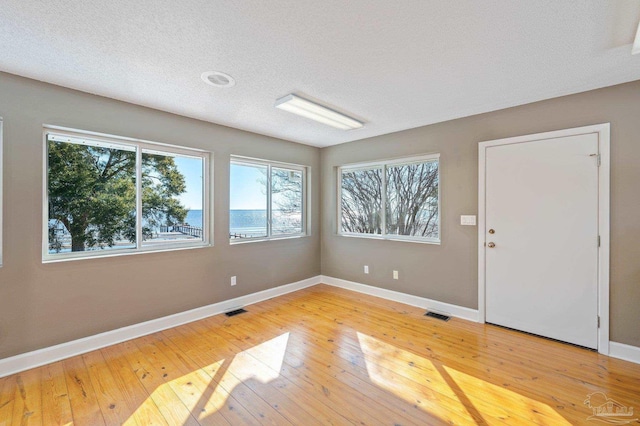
[478, 123, 610, 354]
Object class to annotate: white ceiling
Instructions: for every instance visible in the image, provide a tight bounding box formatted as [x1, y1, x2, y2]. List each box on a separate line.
[2, 1, 640, 147]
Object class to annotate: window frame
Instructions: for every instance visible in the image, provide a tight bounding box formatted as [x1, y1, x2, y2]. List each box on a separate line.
[337, 153, 440, 244]
[230, 155, 308, 244]
[42, 125, 211, 263]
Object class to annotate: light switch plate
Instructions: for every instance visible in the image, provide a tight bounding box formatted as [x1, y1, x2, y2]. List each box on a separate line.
[460, 215, 477, 226]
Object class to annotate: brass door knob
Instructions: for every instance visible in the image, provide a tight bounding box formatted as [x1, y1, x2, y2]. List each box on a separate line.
[488, 229, 495, 234]
[487, 242, 496, 248]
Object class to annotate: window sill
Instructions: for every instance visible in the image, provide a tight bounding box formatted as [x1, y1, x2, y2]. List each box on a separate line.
[338, 233, 441, 245]
[229, 234, 308, 245]
[42, 242, 211, 264]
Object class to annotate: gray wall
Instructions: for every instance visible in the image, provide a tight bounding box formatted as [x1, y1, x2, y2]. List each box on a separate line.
[321, 80, 640, 347]
[0, 72, 321, 359]
[2, 71, 639, 359]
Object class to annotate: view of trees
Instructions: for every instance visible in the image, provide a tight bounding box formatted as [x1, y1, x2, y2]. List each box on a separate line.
[385, 162, 438, 237]
[141, 152, 188, 238]
[49, 139, 432, 252]
[341, 168, 383, 234]
[340, 160, 439, 238]
[48, 139, 188, 253]
[271, 168, 303, 234]
[232, 163, 304, 238]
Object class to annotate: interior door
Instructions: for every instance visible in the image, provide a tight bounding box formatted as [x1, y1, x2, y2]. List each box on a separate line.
[484, 133, 599, 349]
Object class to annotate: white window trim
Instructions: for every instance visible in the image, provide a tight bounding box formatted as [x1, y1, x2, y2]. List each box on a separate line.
[337, 153, 441, 244]
[42, 125, 212, 263]
[230, 155, 308, 244]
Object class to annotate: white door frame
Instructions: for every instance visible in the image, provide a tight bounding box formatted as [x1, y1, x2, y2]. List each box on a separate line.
[478, 123, 610, 354]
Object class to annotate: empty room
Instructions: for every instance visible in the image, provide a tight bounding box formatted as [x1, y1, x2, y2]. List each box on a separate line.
[1, 1, 640, 425]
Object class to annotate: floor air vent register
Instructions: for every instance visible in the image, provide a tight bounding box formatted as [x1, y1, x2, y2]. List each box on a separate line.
[225, 308, 247, 317]
[425, 311, 451, 321]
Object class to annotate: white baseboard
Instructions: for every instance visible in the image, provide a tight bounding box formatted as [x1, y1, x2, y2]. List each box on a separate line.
[0, 275, 322, 378]
[320, 275, 479, 322]
[6, 274, 633, 378]
[609, 341, 640, 365]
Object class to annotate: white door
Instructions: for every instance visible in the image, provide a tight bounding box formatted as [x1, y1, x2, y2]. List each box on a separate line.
[484, 132, 599, 348]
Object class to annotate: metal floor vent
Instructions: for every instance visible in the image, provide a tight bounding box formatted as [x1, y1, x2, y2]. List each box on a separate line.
[425, 311, 450, 321]
[225, 308, 247, 317]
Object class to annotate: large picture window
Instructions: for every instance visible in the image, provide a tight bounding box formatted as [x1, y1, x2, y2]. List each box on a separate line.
[44, 128, 209, 261]
[339, 154, 439, 243]
[230, 157, 306, 242]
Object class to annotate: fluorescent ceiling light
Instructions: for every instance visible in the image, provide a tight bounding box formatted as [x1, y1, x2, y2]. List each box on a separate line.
[275, 94, 364, 130]
[634, 21, 640, 55]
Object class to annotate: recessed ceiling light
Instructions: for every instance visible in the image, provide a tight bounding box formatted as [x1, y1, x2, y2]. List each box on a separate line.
[275, 94, 364, 130]
[201, 71, 236, 88]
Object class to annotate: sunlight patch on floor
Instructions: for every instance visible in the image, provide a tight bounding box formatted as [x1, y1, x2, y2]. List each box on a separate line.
[214, 332, 289, 395]
[124, 333, 290, 424]
[441, 365, 572, 425]
[357, 331, 473, 423]
[357, 332, 571, 425]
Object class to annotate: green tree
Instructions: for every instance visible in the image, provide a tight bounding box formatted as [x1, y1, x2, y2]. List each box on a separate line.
[141, 153, 188, 237]
[48, 141, 187, 252]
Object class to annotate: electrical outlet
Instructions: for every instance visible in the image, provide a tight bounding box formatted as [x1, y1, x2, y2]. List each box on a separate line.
[393, 270, 399, 280]
[364, 265, 369, 274]
[231, 276, 237, 286]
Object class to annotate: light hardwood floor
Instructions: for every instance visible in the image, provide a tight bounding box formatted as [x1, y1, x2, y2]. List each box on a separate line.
[1, 284, 639, 425]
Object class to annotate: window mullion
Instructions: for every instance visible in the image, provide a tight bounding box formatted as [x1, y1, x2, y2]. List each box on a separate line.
[337, 169, 342, 234]
[381, 166, 386, 236]
[136, 148, 143, 249]
[267, 164, 272, 238]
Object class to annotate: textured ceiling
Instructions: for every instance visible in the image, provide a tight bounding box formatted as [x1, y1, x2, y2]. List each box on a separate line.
[1, 1, 640, 147]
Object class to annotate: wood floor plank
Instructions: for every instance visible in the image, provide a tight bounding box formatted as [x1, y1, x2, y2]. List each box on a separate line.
[115, 341, 201, 426]
[11, 367, 43, 426]
[63, 355, 106, 426]
[0, 376, 16, 426]
[99, 345, 168, 426]
[83, 349, 145, 425]
[132, 334, 232, 426]
[40, 362, 72, 426]
[1, 284, 639, 425]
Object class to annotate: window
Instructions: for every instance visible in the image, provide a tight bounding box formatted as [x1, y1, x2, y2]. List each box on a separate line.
[230, 157, 306, 242]
[44, 127, 209, 261]
[339, 154, 439, 243]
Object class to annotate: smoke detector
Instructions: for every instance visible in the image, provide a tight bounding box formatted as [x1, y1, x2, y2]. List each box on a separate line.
[201, 71, 236, 88]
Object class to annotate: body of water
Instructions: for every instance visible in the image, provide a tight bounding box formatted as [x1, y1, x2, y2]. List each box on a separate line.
[187, 209, 301, 238]
[49, 210, 297, 253]
[184, 209, 203, 228]
[186, 209, 267, 231]
[185, 209, 267, 237]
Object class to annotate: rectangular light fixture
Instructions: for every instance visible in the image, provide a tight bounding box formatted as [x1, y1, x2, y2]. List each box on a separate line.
[275, 94, 364, 130]
[634, 21, 640, 55]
